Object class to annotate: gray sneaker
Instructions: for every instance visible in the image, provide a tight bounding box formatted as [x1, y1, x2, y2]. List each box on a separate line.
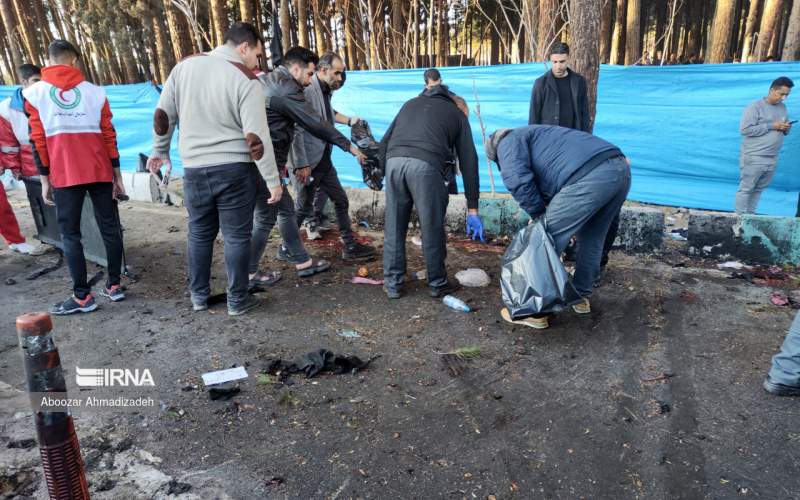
[228, 295, 261, 316]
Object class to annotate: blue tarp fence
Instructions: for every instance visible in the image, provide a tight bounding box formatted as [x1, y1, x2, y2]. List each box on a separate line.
[2, 61, 797, 215]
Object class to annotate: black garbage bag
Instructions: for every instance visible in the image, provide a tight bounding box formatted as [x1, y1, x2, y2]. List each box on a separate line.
[501, 218, 583, 319]
[350, 120, 383, 191]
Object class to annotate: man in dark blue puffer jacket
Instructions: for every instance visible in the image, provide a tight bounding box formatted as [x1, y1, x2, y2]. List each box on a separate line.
[486, 125, 631, 329]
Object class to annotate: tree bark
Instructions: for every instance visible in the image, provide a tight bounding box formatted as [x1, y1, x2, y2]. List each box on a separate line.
[47, 0, 67, 40]
[624, 0, 641, 64]
[436, 0, 447, 66]
[165, 0, 195, 59]
[296, 0, 309, 47]
[610, 0, 626, 64]
[683, 0, 704, 59]
[342, 0, 359, 68]
[0, 0, 21, 78]
[32, 0, 53, 49]
[754, 0, 784, 60]
[569, 0, 602, 131]
[412, 0, 419, 67]
[153, 12, 176, 82]
[0, 20, 16, 83]
[708, 0, 737, 63]
[239, 0, 256, 23]
[280, 0, 293, 48]
[599, 0, 613, 63]
[210, 0, 229, 47]
[783, 0, 800, 60]
[389, 0, 404, 66]
[773, 0, 791, 58]
[11, 0, 41, 64]
[312, 0, 328, 53]
[537, 0, 560, 60]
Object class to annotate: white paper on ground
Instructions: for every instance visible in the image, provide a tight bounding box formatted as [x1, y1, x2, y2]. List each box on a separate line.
[201, 366, 248, 386]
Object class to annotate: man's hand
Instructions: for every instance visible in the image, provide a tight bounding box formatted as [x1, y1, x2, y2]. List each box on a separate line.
[466, 210, 485, 242]
[41, 176, 55, 206]
[772, 120, 791, 132]
[349, 145, 366, 165]
[112, 174, 126, 200]
[294, 166, 312, 185]
[267, 184, 283, 205]
[348, 116, 361, 127]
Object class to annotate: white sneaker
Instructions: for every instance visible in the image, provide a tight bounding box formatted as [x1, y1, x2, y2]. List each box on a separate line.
[9, 242, 37, 255]
[302, 223, 322, 240]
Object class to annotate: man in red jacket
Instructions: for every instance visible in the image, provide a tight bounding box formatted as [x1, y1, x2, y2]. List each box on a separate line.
[24, 40, 127, 315]
[0, 63, 46, 255]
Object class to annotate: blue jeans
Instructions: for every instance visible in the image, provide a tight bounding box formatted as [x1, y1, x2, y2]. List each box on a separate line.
[183, 163, 258, 308]
[544, 156, 631, 297]
[769, 311, 800, 387]
[250, 179, 309, 271]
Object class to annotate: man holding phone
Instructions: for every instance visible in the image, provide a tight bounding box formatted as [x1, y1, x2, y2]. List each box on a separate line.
[736, 76, 794, 214]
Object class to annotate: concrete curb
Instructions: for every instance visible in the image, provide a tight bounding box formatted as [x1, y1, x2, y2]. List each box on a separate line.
[688, 211, 800, 264]
[344, 188, 665, 253]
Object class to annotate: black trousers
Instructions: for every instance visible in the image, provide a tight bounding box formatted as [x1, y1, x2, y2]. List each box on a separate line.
[53, 182, 123, 299]
[383, 156, 449, 291]
[294, 154, 354, 245]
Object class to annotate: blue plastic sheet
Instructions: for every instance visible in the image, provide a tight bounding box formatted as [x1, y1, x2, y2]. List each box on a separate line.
[1, 61, 797, 215]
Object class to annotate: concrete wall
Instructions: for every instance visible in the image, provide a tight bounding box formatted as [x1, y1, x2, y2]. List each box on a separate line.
[688, 211, 800, 264]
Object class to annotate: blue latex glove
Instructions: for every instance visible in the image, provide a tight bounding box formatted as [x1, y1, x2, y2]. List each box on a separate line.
[466, 214, 485, 242]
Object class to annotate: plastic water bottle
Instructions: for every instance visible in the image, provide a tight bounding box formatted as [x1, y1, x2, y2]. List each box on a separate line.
[442, 295, 471, 312]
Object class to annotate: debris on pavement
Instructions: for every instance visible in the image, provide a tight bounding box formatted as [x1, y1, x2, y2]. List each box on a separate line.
[351, 276, 384, 285]
[201, 366, 248, 386]
[443, 295, 471, 312]
[439, 346, 482, 376]
[25, 249, 63, 280]
[263, 349, 381, 381]
[337, 329, 361, 338]
[455, 268, 491, 287]
[208, 386, 241, 401]
[409, 269, 426, 280]
[5, 277, 16, 285]
[668, 228, 688, 241]
[769, 291, 800, 308]
[357, 266, 370, 277]
[717, 261, 745, 270]
[411, 235, 422, 247]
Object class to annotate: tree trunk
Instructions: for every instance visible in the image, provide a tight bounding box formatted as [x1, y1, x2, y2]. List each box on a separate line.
[436, 0, 447, 66]
[210, 0, 229, 47]
[0, 20, 16, 83]
[153, 12, 176, 82]
[537, 0, 560, 60]
[239, 0, 256, 23]
[412, 0, 419, 67]
[296, 0, 309, 47]
[165, 0, 195, 59]
[783, 0, 800, 60]
[624, 0, 641, 64]
[599, 0, 613, 62]
[683, 0, 703, 59]
[312, 0, 328, 53]
[389, 0, 404, 66]
[11, 0, 40, 64]
[32, 0, 52, 50]
[610, 0, 626, 64]
[47, 0, 67, 40]
[754, 0, 783, 60]
[343, 0, 359, 68]
[0, 0, 21, 77]
[653, 0, 667, 57]
[569, 0, 602, 131]
[280, 0, 293, 48]
[773, 0, 791, 58]
[708, 0, 737, 63]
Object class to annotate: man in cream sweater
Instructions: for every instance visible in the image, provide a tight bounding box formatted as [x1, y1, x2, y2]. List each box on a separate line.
[148, 22, 280, 316]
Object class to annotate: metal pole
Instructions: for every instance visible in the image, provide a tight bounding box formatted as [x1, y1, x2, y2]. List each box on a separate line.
[17, 312, 89, 500]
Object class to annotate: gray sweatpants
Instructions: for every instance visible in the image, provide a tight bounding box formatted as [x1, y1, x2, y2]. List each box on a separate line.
[545, 156, 631, 297]
[735, 153, 777, 214]
[383, 156, 449, 291]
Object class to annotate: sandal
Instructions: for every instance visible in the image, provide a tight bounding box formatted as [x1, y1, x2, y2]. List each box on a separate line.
[249, 270, 282, 289]
[296, 259, 331, 278]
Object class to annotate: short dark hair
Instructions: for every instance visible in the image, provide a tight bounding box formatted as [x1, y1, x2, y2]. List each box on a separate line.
[771, 76, 795, 89]
[283, 46, 319, 68]
[318, 51, 343, 70]
[18, 64, 41, 80]
[48, 40, 79, 62]
[223, 22, 264, 48]
[424, 68, 441, 84]
[549, 42, 570, 56]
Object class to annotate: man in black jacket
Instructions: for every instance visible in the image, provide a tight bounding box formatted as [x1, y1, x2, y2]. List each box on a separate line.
[380, 85, 484, 299]
[528, 43, 590, 133]
[249, 46, 365, 285]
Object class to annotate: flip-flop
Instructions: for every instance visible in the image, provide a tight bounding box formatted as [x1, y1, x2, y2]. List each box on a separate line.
[296, 259, 331, 278]
[249, 270, 282, 288]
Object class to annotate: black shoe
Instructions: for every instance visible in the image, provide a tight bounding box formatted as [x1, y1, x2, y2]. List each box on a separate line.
[763, 376, 800, 397]
[228, 295, 261, 316]
[383, 286, 401, 299]
[276, 245, 294, 263]
[51, 294, 98, 315]
[429, 280, 461, 298]
[343, 242, 376, 260]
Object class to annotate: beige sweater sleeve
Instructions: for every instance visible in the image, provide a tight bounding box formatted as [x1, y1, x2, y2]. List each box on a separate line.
[240, 79, 280, 188]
